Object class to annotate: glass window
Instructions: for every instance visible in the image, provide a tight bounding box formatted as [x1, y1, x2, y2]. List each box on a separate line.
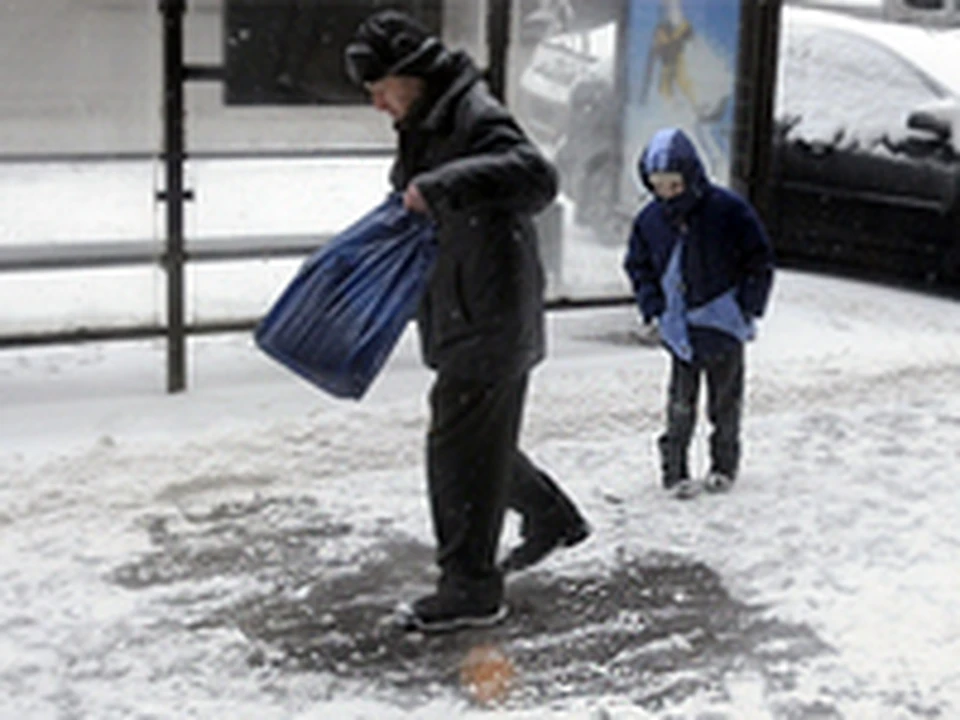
[195, 0, 484, 154]
[0, 1, 159, 156]
[0, 0, 163, 337]
[509, 0, 628, 299]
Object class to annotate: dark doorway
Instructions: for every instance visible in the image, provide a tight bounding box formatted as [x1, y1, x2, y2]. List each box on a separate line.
[224, 0, 444, 105]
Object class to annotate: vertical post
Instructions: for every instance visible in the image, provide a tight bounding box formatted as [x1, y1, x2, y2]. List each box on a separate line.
[730, 0, 758, 201]
[160, 0, 187, 392]
[486, 0, 512, 102]
[610, 0, 632, 208]
[751, 0, 782, 224]
[731, 0, 782, 220]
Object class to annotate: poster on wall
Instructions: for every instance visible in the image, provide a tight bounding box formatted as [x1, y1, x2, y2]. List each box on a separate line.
[620, 0, 741, 202]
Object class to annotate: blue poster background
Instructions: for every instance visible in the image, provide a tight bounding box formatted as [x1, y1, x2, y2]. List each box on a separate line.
[621, 0, 741, 198]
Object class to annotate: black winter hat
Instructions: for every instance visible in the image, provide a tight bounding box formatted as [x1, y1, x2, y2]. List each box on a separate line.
[344, 10, 445, 86]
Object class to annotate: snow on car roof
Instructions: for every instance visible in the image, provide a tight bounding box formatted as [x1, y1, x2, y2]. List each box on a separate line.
[778, 6, 960, 148]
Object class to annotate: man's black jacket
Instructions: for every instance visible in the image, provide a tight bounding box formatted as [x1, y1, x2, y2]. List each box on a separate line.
[389, 52, 558, 381]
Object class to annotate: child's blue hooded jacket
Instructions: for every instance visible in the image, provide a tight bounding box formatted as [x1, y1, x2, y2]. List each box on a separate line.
[623, 128, 775, 363]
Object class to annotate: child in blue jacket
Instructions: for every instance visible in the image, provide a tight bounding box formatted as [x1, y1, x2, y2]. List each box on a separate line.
[624, 128, 775, 499]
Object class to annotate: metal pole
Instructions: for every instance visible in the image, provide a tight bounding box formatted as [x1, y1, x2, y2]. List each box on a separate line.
[751, 0, 783, 224]
[160, 0, 187, 393]
[486, 0, 512, 102]
[731, 0, 782, 218]
[730, 0, 758, 201]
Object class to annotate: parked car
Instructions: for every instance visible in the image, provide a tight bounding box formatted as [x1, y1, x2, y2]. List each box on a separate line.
[772, 6, 960, 285]
[884, 0, 960, 25]
[516, 4, 960, 286]
[515, 20, 620, 234]
[789, 0, 960, 26]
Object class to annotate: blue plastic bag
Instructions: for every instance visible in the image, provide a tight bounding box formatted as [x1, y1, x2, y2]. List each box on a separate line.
[255, 193, 436, 399]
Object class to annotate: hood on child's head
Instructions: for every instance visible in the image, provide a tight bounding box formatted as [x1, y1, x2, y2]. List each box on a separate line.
[637, 128, 710, 221]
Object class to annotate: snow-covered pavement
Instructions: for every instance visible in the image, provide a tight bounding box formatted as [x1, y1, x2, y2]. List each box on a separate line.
[0, 269, 958, 719]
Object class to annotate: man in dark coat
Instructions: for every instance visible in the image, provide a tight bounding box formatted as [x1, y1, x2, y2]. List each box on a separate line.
[344, 10, 589, 632]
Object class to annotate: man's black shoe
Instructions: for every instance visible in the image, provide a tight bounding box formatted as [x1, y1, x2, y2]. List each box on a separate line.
[499, 516, 591, 573]
[396, 592, 508, 633]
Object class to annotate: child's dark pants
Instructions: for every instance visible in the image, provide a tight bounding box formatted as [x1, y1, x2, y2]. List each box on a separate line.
[658, 345, 744, 486]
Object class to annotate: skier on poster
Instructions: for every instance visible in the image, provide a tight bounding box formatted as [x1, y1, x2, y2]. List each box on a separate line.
[636, 0, 733, 181]
[639, 0, 698, 114]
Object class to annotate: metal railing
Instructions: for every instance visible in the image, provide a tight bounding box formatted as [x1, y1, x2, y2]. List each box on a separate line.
[0, 1, 395, 392]
[0, 0, 513, 393]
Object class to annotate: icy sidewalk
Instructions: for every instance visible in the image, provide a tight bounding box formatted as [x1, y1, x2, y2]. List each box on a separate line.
[0, 270, 959, 718]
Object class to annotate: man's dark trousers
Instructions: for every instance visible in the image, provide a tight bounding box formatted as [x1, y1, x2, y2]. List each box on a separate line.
[658, 345, 744, 485]
[427, 371, 576, 599]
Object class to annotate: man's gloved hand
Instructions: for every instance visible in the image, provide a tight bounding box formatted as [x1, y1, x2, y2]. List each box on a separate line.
[403, 183, 429, 214]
